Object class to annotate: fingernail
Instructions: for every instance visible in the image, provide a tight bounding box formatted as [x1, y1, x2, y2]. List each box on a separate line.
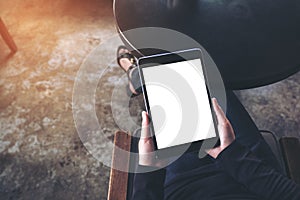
[142, 111, 146, 121]
[213, 98, 218, 105]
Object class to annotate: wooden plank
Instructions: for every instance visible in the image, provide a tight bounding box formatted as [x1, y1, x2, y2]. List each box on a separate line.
[0, 17, 17, 52]
[107, 131, 132, 200]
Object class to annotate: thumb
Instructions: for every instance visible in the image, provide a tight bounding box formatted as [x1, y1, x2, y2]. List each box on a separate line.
[205, 147, 221, 159]
[141, 111, 151, 139]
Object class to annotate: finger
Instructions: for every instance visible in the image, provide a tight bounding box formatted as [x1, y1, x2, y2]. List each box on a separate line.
[212, 98, 227, 125]
[141, 111, 150, 139]
[205, 147, 220, 159]
[142, 111, 149, 127]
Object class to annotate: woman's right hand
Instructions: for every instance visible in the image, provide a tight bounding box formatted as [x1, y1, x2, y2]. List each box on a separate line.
[206, 98, 236, 159]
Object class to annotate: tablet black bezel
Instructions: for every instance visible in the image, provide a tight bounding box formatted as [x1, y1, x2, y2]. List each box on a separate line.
[137, 48, 219, 157]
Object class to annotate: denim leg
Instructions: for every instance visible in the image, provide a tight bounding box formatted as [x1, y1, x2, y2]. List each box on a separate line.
[126, 68, 142, 97]
[225, 90, 283, 172]
[165, 90, 283, 183]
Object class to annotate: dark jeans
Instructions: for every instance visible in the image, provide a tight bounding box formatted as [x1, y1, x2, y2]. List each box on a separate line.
[126, 68, 142, 97]
[164, 90, 283, 184]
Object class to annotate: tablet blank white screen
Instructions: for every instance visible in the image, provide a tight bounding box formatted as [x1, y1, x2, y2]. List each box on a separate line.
[142, 59, 216, 149]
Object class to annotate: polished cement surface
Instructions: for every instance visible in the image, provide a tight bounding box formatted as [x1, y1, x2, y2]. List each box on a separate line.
[0, 0, 299, 199]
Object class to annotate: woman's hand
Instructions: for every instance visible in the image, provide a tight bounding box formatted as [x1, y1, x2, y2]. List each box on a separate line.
[206, 98, 236, 159]
[138, 111, 169, 167]
[138, 97, 236, 166]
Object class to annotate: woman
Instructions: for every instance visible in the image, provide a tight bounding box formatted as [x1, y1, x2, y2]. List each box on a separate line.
[117, 46, 300, 200]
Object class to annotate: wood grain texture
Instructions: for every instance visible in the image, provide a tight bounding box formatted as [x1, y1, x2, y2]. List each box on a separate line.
[107, 131, 132, 200]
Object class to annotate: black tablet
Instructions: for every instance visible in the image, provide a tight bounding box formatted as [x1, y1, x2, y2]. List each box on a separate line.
[137, 48, 219, 157]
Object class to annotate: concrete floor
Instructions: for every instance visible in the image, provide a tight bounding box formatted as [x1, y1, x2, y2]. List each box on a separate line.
[0, 0, 299, 199]
[235, 73, 300, 139]
[0, 0, 115, 199]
